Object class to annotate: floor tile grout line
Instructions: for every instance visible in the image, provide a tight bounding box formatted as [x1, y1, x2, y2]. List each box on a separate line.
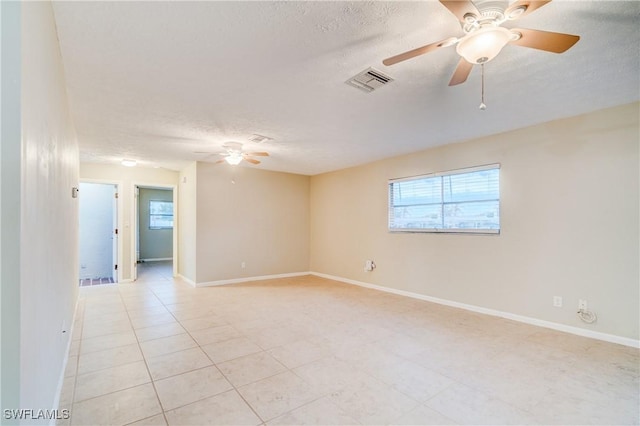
[117, 285, 170, 426]
[170, 311, 266, 423]
[150, 366, 231, 413]
[145, 277, 268, 424]
[69, 379, 154, 406]
[121, 413, 163, 426]
[77, 338, 137, 356]
[72, 287, 301, 420]
[75, 355, 144, 378]
[70, 269, 639, 425]
[226, 327, 413, 423]
[146, 282, 328, 424]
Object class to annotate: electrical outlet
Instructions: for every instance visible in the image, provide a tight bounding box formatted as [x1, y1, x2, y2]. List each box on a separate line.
[553, 296, 563, 308]
[241, 262, 246, 269]
[578, 299, 588, 310]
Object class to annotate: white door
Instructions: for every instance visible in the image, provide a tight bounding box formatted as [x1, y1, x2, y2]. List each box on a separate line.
[112, 187, 118, 282]
[78, 182, 117, 284]
[133, 186, 139, 281]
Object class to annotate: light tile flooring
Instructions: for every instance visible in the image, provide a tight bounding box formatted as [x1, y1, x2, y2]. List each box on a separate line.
[60, 267, 639, 425]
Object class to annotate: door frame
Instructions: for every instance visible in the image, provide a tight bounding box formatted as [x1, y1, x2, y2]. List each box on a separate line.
[79, 179, 124, 283]
[131, 182, 178, 280]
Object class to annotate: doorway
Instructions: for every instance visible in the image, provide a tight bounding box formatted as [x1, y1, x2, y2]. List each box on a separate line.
[134, 185, 175, 281]
[78, 182, 119, 286]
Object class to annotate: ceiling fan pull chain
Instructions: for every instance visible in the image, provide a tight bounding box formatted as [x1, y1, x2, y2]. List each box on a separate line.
[479, 63, 487, 110]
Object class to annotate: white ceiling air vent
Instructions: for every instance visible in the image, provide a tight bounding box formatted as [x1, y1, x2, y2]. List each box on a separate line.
[248, 134, 272, 143]
[346, 67, 394, 93]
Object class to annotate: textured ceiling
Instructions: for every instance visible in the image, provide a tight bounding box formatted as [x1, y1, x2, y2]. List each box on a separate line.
[52, 1, 640, 175]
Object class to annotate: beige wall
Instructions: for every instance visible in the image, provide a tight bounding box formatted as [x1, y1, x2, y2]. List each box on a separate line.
[178, 163, 197, 282]
[80, 163, 179, 281]
[19, 0, 80, 412]
[195, 163, 310, 283]
[310, 102, 639, 340]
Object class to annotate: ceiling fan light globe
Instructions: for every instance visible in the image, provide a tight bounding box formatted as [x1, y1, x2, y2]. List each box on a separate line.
[456, 26, 512, 64]
[225, 154, 243, 165]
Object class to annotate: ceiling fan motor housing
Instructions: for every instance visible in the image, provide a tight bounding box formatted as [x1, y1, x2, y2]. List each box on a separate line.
[462, 0, 509, 31]
[474, 0, 509, 19]
[223, 141, 243, 153]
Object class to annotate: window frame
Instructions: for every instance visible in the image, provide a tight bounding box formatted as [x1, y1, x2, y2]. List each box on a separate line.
[388, 164, 500, 235]
[148, 200, 174, 230]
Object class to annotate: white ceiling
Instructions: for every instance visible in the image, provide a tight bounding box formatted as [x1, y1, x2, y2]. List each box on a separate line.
[52, 1, 640, 175]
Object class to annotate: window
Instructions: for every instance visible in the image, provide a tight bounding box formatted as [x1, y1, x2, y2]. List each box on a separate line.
[389, 164, 500, 233]
[149, 200, 173, 229]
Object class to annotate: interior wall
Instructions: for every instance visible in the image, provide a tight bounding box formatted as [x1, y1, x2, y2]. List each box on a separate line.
[1, 0, 22, 413]
[20, 0, 80, 416]
[178, 163, 197, 283]
[78, 183, 115, 279]
[79, 163, 178, 281]
[310, 102, 639, 341]
[138, 187, 173, 260]
[196, 163, 310, 284]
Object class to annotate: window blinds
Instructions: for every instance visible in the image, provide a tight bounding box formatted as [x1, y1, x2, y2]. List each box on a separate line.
[389, 164, 500, 233]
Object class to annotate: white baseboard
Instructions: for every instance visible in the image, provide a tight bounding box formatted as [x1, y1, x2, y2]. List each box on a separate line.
[310, 272, 640, 349]
[196, 272, 309, 288]
[177, 274, 196, 288]
[52, 293, 80, 424]
[140, 258, 173, 262]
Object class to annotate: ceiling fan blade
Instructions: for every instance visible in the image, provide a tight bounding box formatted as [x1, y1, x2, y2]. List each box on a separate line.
[510, 28, 580, 53]
[214, 159, 226, 164]
[245, 158, 261, 165]
[439, 1, 481, 23]
[245, 152, 269, 157]
[505, 1, 552, 20]
[383, 38, 456, 66]
[449, 58, 473, 86]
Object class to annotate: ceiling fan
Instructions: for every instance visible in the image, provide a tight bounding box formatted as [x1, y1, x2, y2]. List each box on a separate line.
[206, 142, 269, 166]
[383, 0, 580, 86]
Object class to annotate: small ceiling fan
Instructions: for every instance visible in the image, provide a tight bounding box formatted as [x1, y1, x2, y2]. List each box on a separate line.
[204, 142, 269, 165]
[383, 0, 580, 86]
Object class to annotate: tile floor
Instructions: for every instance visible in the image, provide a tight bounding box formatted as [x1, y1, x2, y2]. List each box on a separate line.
[59, 266, 639, 425]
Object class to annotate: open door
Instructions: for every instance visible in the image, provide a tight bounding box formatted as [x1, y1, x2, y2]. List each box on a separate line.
[133, 186, 139, 281]
[132, 183, 178, 282]
[78, 182, 119, 286]
[112, 187, 119, 282]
